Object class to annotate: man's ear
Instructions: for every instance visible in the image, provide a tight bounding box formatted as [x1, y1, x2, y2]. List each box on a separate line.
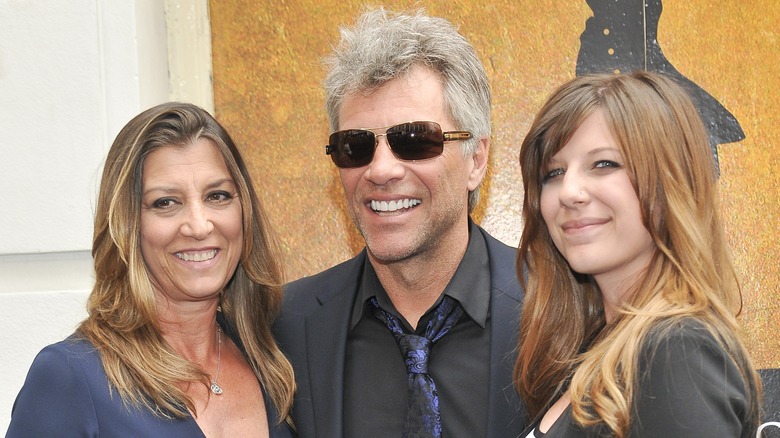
[467, 137, 489, 191]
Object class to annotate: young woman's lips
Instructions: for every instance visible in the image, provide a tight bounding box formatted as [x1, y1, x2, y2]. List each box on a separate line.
[561, 217, 609, 232]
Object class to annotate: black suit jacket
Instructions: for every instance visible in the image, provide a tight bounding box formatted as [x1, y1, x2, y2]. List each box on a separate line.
[274, 226, 526, 437]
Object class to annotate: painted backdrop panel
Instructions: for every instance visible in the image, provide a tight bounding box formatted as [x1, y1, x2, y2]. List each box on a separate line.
[209, 1, 779, 369]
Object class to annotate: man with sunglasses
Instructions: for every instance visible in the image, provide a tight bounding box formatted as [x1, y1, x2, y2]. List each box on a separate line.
[274, 7, 526, 438]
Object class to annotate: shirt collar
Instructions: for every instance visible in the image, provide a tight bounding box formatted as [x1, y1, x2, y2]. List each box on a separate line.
[350, 220, 491, 329]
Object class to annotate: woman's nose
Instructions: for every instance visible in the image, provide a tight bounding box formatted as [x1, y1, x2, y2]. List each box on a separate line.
[180, 204, 214, 239]
[559, 173, 589, 206]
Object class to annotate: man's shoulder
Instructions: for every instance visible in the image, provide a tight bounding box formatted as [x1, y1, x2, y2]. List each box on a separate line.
[478, 226, 518, 258]
[286, 251, 365, 291]
[281, 250, 366, 310]
[275, 252, 365, 338]
[476, 226, 523, 300]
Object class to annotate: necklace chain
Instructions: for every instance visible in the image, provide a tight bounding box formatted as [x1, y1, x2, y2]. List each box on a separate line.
[210, 325, 223, 395]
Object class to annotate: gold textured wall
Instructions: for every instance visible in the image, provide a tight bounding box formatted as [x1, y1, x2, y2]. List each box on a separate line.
[209, 1, 779, 368]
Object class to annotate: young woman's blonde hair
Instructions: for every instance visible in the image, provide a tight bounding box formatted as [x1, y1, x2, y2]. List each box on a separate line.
[78, 102, 295, 423]
[514, 71, 760, 437]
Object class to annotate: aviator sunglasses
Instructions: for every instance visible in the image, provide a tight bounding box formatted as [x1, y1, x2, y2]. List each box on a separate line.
[325, 121, 472, 168]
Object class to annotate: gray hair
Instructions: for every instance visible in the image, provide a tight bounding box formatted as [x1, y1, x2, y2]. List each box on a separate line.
[323, 7, 491, 211]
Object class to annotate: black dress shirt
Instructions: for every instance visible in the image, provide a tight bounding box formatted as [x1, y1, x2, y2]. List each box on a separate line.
[344, 222, 492, 437]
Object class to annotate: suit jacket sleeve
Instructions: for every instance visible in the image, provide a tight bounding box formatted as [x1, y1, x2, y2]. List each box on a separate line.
[631, 321, 750, 437]
[7, 343, 99, 437]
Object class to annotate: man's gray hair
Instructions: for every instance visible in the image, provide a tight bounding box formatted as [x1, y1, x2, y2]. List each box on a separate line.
[323, 7, 491, 211]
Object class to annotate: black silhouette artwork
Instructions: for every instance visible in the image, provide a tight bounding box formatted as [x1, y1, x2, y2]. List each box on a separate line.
[576, 0, 744, 173]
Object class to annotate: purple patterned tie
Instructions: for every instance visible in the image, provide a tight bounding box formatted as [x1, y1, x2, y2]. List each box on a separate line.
[369, 296, 463, 438]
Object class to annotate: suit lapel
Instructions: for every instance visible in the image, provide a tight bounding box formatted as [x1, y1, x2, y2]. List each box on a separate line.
[304, 251, 365, 437]
[482, 229, 526, 437]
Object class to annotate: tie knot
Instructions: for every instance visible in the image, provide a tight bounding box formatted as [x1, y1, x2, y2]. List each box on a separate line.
[398, 335, 431, 374]
[368, 296, 463, 376]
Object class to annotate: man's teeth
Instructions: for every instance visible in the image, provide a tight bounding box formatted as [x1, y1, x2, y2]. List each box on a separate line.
[371, 199, 421, 212]
[176, 249, 217, 262]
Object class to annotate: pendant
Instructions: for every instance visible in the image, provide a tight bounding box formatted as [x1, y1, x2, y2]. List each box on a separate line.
[210, 382, 223, 395]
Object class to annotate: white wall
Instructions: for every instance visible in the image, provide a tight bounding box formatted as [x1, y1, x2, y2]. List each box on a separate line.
[0, 0, 212, 431]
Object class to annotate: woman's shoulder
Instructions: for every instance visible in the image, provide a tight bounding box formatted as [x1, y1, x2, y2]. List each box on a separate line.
[15, 333, 106, 405]
[632, 317, 752, 436]
[639, 316, 739, 379]
[643, 316, 722, 353]
[7, 334, 104, 437]
[29, 333, 100, 371]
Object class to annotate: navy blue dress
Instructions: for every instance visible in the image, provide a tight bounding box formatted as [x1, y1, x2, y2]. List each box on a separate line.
[6, 335, 295, 437]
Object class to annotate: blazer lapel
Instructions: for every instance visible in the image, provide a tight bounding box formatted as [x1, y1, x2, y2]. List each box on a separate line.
[482, 229, 526, 437]
[487, 290, 525, 436]
[303, 251, 365, 437]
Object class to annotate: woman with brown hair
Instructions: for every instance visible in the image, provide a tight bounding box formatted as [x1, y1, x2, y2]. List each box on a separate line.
[515, 71, 761, 437]
[8, 102, 295, 437]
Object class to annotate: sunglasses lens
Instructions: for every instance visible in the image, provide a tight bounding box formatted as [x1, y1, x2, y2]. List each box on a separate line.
[328, 130, 376, 168]
[386, 122, 444, 161]
[327, 122, 448, 168]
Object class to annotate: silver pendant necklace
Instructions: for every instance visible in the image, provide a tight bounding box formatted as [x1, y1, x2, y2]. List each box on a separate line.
[210, 325, 223, 395]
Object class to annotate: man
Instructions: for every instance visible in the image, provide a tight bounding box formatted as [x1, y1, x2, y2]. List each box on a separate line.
[274, 8, 525, 437]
